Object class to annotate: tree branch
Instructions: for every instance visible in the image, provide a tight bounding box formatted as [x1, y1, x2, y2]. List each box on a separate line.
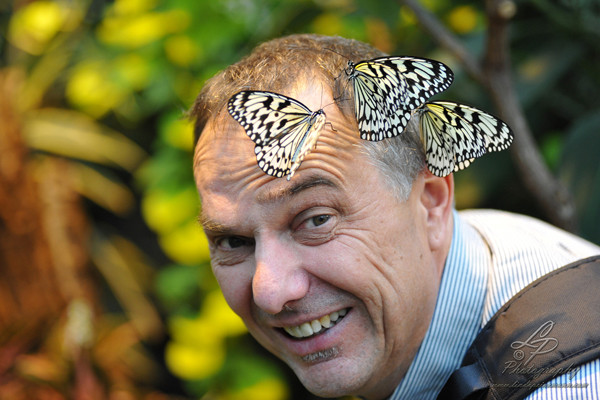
[483, 0, 576, 230]
[400, 0, 485, 84]
[399, 0, 577, 231]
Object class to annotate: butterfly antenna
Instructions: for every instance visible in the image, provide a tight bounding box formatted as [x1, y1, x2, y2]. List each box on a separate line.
[332, 95, 350, 103]
[319, 82, 324, 109]
[321, 96, 350, 114]
[323, 47, 347, 60]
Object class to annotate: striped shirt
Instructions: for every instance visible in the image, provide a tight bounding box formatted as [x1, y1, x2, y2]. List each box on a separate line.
[389, 209, 600, 400]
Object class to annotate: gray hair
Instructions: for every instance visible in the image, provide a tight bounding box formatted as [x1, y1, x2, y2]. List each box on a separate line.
[359, 117, 425, 201]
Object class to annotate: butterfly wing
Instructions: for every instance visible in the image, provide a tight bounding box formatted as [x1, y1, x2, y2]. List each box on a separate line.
[349, 57, 454, 141]
[419, 104, 459, 177]
[350, 61, 409, 141]
[380, 57, 454, 110]
[418, 101, 513, 177]
[438, 101, 514, 153]
[227, 91, 326, 178]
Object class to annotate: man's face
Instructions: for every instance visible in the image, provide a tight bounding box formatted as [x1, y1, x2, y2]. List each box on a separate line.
[194, 82, 450, 399]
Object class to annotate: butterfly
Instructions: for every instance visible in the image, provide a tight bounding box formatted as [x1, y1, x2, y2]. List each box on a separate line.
[416, 101, 514, 177]
[227, 90, 328, 180]
[344, 56, 454, 141]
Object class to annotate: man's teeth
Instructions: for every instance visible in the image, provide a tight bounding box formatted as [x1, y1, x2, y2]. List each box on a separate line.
[283, 308, 348, 339]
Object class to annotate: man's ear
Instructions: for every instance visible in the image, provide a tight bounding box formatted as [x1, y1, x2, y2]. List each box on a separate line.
[420, 171, 454, 252]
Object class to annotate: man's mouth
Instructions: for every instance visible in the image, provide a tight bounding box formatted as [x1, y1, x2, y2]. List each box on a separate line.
[282, 308, 348, 339]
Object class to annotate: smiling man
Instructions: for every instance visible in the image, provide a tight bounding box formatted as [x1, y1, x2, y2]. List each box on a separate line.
[190, 34, 600, 399]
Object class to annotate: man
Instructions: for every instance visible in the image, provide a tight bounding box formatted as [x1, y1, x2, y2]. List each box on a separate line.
[190, 34, 600, 399]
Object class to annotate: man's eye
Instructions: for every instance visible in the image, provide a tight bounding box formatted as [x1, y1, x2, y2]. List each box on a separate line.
[217, 236, 254, 250]
[308, 214, 330, 227]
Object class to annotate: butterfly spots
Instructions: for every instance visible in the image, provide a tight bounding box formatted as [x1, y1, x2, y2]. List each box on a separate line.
[228, 91, 329, 180]
[417, 101, 513, 177]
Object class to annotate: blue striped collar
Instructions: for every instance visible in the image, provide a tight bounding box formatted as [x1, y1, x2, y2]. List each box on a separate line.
[389, 210, 490, 399]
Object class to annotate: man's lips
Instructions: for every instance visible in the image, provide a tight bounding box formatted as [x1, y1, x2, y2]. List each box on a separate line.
[281, 308, 348, 339]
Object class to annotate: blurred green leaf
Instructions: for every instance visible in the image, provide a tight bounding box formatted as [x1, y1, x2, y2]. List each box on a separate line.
[540, 132, 563, 172]
[154, 264, 201, 313]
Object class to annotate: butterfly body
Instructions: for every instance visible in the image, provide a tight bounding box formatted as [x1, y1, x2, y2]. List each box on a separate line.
[345, 56, 454, 141]
[288, 110, 326, 178]
[417, 101, 514, 177]
[227, 90, 328, 180]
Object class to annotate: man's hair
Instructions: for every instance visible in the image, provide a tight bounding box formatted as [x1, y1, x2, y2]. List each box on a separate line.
[189, 33, 425, 200]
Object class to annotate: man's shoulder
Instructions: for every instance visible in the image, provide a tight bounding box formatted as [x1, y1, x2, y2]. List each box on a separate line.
[456, 208, 600, 324]
[457, 209, 600, 259]
[454, 212, 600, 399]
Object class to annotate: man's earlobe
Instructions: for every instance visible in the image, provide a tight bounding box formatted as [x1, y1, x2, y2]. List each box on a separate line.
[421, 171, 454, 251]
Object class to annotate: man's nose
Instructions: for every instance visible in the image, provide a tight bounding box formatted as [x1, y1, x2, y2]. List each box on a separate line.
[252, 234, 309, 315]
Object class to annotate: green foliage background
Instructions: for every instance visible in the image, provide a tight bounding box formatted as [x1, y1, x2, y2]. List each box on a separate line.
[2, 0, 599, 398]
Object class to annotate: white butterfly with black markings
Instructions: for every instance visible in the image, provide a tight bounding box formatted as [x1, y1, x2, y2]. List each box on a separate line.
[416, 101, 513, 177]
[227, 90, 328, 180]
[344, 56, 454, 141]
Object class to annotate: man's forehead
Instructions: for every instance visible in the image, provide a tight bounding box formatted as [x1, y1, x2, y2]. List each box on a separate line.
[193, 114, 253, 174]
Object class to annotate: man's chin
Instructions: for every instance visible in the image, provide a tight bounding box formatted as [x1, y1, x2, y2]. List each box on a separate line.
[289, 355, 373, 399]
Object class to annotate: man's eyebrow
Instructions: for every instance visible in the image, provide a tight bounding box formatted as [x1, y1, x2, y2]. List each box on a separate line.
[256, 175, 340, 203]
[198, 214, 233, 236]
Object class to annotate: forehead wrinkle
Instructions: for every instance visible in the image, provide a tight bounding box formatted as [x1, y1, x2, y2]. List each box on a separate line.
[198, 175, 339, 236]
[255, 175, 340, 204]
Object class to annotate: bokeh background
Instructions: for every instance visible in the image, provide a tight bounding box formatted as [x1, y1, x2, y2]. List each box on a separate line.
[1, 0, 599, 399]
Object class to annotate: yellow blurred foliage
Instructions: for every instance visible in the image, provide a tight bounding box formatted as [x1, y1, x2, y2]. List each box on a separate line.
[314, 0, 355, 11]
[14, 353, 66, 383]
[399, 7, 417, 26]
[93, 236, 164, 340]
[226, 378, 289, 400]
[165, 291, 246, 382]
[169, 315, 223, 347]
[24, 108, 146, 170]
[165, 35, 202, 67]
[201, 290, 247, 337]
[163, 115, 195, 150]
[165, 340, 225, 380]
[66, 61, 128, 117]
[98, 10, 191, 48]
[69, 163, 135, 215]
[399, 0, 441, 26]
[454, 177, 482, 209]
[174, 72, 206, 106]
[159, 220, 211, 265]
[113, 0, 159, 15]
[141, 188, 199, 234]
[66, 54, 152, 117]
[8, 0, 83, 54]
[365, 17, 393, 53]
[113, 53, 152, 90]
[312, 13, 344, 37]
[447, 5, 479, 35]
[519, 55, 549, 81]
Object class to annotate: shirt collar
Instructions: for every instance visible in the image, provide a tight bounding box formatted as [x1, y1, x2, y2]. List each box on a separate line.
[389, 210, 490, 399]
